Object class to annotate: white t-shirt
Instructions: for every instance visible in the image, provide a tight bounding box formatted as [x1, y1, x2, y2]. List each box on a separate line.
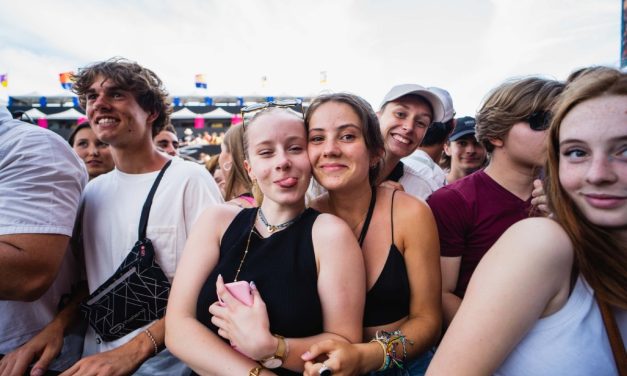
[495, 276, 627, 375]
[396, 162, 441, 201]
[401, 149, 447, 198]
[0, 106, 88, 371]
[81, 157, 223, 375]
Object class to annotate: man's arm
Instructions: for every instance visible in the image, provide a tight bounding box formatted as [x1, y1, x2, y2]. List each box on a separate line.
[0, 234, 69, 301]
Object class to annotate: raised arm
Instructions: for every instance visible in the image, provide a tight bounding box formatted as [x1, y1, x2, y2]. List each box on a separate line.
[427, 218, 574, 375]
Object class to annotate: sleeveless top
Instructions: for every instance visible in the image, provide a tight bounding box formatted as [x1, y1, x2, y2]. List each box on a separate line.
[495, 276, 627, 375]
[363, 190, 411, 327]
[195, 207, 322, 376]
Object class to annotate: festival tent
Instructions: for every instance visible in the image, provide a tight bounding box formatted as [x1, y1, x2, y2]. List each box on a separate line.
[46, 108, 85, 120]
[200, 108, 234, 119]
[170, 107, 200, 119]
[24, 108, 47, 119]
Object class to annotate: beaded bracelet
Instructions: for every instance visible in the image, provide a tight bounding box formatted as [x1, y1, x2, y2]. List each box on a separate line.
[370, 330, 414, 371]
[143, 328, 159, 356]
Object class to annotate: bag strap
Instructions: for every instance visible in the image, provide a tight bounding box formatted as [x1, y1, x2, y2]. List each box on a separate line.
[596, 296, 627, 375]
[137, 160, 173, 240]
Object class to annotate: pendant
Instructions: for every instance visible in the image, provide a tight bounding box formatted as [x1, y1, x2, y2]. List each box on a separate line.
[267, 225, 277, 233]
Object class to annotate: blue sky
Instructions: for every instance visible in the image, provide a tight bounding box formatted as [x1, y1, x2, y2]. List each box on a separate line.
[0, 0, 621, 115]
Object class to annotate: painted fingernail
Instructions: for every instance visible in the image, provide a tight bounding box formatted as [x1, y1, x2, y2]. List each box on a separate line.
[250, 281, 256, 290]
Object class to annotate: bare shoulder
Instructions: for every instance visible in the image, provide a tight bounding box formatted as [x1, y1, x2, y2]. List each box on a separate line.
[499, 217, 573, 260]
[194, 203, 243, 234]
[482, 217, 575, 280]
[382, 187, 434, 225]
[311, 212, 352, 237]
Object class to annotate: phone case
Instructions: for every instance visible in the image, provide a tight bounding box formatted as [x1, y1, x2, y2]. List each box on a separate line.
[219, 280, 253, 306]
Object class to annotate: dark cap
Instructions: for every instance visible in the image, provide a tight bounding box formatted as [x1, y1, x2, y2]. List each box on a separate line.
[449, 116, 477, 141]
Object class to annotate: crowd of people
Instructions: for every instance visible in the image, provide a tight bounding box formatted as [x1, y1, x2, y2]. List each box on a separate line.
[0, 57, 625, 376]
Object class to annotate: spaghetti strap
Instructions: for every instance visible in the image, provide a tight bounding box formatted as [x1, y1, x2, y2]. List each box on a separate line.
[358, 189, 377, 247]
[391, 189, 398, 245]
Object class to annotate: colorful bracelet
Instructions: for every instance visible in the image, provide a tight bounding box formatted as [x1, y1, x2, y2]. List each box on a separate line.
[371, 330, 414, 370]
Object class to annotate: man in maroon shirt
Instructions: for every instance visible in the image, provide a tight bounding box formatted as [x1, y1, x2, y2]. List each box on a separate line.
[427, 77, 564, 327]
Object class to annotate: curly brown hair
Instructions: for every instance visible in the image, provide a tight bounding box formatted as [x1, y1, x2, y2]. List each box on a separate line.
[72, 57, 171, 137]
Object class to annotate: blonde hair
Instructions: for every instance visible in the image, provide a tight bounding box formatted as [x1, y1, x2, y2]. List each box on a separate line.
[545, 67, 627, 309]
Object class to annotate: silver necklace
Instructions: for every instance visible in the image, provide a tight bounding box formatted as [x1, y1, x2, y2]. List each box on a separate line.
[258, 208, 300, 233]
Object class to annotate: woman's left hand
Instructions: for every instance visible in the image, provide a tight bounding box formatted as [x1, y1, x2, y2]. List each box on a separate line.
[209, 275, 275, 361]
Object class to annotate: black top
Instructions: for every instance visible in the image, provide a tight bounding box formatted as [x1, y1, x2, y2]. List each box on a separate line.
[363, 190, 411, 327]
[195, 207, 322, 376]
[385, 161, 405, 183]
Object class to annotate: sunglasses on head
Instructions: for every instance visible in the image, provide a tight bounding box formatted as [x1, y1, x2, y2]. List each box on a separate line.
[240, 99, 303, 129]
[526, 111, 551, 131]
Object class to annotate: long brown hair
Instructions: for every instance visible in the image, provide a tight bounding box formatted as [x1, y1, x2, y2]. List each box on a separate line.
[545, 67, 627, 309]
[222, 123, 253, 201]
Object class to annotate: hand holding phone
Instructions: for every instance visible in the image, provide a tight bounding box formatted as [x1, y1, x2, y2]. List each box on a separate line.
[219, 280, 253, 306]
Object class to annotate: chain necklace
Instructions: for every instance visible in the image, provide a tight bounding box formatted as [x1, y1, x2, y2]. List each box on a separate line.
[258, 207, 300, 233]
[234, 208, 303, 281]
[233, 214, 256, 282]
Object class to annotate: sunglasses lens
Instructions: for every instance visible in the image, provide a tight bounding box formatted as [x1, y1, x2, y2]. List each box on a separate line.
[528, 112, 550, 131]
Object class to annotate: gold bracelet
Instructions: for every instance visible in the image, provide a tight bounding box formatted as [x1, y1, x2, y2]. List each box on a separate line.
[143, 328, 158, 356]
[248, 365, 263, 376]
[370, 339, 388, 371]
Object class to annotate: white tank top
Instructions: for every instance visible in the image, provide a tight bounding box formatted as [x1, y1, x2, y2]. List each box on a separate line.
[495, 276, 626, 376]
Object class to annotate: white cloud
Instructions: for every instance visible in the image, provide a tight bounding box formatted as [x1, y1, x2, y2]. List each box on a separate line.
[0, 0, 621, 115]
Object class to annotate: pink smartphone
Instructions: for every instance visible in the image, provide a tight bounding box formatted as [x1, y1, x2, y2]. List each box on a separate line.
[219, 280, 253, 306]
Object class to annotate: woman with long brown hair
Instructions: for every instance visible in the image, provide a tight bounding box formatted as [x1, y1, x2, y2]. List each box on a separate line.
[219, 123, 257, 207]
[427, 68, 626, 375]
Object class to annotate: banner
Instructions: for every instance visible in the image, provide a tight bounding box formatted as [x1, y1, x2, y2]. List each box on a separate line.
[195, 74, 207, 89]
[59, 72, 74, 90]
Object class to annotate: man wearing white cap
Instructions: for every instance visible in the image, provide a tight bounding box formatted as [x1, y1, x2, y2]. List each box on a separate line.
[401, 87, 455, 198]
[376, 84, 445, 199]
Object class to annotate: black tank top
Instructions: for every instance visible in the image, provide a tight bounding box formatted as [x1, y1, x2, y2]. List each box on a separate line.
[195, 207, 322, 376]
[363, 190, 411, 327]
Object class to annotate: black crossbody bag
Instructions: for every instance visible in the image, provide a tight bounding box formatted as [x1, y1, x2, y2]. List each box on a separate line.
[81, 160, 173, 342]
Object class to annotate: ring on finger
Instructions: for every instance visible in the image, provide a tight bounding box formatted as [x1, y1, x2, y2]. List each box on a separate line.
[319, 363, 332, 376]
